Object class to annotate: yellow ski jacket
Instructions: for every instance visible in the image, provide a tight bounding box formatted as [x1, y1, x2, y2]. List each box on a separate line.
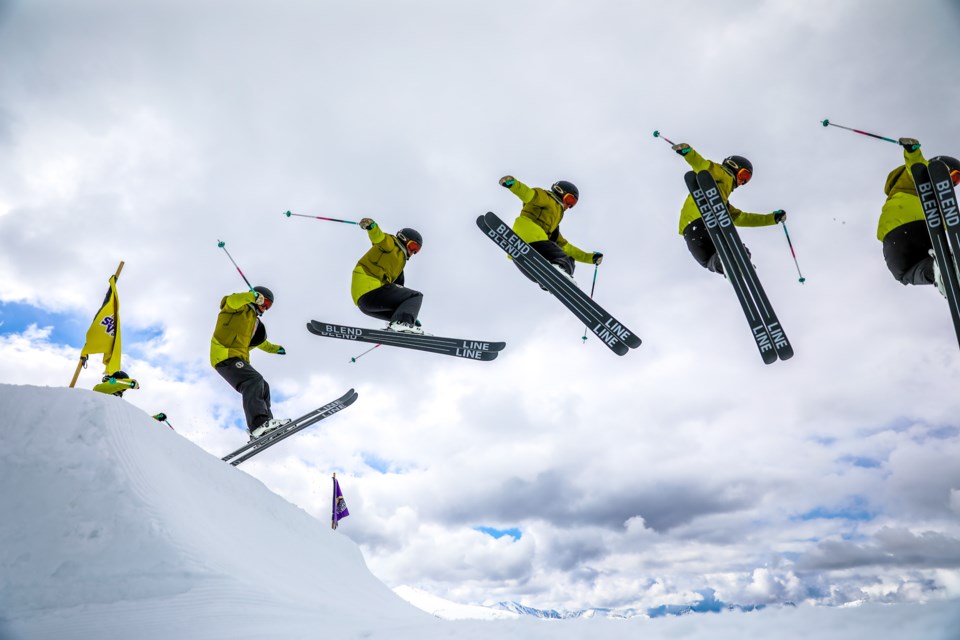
[351, 225, 409, 304]
[677, 148, 777, 234]
[506, 180, 594, 264]
[878, 147, 925, 241]
[209, 291, 283, 367]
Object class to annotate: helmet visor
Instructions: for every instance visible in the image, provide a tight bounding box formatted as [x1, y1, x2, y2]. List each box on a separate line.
[259, 297, 273, 311]
[950, 168, 960, 187]
[736, 167, 752, 186]
[562, 193, 578, 208]
[406, 239, 421, 255]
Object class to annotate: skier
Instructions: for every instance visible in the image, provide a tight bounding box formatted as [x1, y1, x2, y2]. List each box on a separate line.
[92, 370, 139, 397]
[672, 143, 786, 275]
[498, 176, 602, 284]
[879, 137, 960, 297]
[210, 286, 289, 441]
[351, 218, 425, 334]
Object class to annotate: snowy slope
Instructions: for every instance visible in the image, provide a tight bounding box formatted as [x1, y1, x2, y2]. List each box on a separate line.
[0, 383, 957, 640]
[0, 384, 431, 639]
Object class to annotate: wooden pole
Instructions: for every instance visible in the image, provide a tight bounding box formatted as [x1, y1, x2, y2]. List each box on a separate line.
[69, 261, 125, 387]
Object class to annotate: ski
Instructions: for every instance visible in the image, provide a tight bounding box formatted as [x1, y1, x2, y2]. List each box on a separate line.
[685, 171, 790, 364]
[476, 211, 641, 356]
[307, 321, 504, 361]
[927, 159, 960, 281]
[695, 171, 793, 361]
[910, 162, 960, 348]
[221, 388, 358, 466]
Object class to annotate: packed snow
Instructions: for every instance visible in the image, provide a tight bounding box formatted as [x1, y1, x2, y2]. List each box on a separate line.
[1, 383, 956, 640]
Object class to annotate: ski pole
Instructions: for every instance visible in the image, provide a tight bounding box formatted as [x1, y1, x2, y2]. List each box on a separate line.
[217, 240, 254, 291]
[652, 130, 678, 147]
[820, 119, 898, 145]
[582, 264, 600, 342]
[780, 222, 806, 284]
[350, 343, 381, 363]
[283, 211, 359, 225]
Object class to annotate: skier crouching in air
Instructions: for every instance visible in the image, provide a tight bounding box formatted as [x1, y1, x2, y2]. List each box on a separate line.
[673, 143, 786, 275]
[498, 175, 603, 285]
[351, 218, 425, 334]
[879, 137, 960, 297]
[92, 371, 139, 397]
[210, 286, 289, 441]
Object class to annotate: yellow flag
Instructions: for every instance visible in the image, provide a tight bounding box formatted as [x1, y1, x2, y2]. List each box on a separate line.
[81, 275, 122, 373]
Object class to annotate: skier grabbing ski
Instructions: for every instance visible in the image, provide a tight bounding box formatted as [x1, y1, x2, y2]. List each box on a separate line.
[351, 218, 425, 334]
[92, 370, 139, 397]
[879, 137, 960, 297]
[498, 176, 603, 285]
[210, 287, 289, 441]
[672, 143, 786, 275]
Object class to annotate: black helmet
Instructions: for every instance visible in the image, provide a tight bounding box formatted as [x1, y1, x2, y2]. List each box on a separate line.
[722, 155, 753, 185]
[551, 180, 579, 206]
[396, 228, 422, 255]
[930, 155, 960, 173]
[252, 286, 274, 303]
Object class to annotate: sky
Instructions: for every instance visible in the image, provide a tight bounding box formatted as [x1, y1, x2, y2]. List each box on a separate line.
[2, 384, 958, 640]
[2, 0, 960, 617]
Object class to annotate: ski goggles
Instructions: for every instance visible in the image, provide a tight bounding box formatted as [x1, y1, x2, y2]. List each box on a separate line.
[735, 168, 752, 186]
[950, 168, 960, 187]
[405, 239, 421, 255]
[561, 193, 578, 208]
[259, 298, 273, 310]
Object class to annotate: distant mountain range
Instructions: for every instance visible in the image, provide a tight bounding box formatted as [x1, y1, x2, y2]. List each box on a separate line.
[395, 586, 779, 621]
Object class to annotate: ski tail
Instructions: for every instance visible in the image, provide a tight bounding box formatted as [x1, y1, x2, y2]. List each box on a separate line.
[221, 389, 359, 466]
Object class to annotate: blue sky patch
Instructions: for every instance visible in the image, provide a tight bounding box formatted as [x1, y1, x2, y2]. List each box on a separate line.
[361, 453, 392, 473]
[474, 526, 521, 541]
[0, 300, 166, 352]
[795, 505, 875, 522]
[838, 455, 882, 469]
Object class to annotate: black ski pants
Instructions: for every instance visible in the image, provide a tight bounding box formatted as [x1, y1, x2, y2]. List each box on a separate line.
[215, 357, 273, 432]
[683, 220, 751, 276]
[882, 220, 935, 286]
[357, 284, 423, 325]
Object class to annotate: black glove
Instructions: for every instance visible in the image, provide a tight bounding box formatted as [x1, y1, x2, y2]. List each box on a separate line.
[899, 137, 921, 152]
[592, 252, 604, 265]
[773, 210, 787, 223]
[672, 143, 691, 156]
[359, 218, 377, 230]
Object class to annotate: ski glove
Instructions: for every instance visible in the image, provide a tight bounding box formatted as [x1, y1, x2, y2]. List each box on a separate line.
[773, 210, 787, 223]
[359, 218, 377, 230]
[253, 292, 266, 306]
[672, 143, 691, 156]
[499, 175, 516, 188]
[276, 346, 286, 355]
[899, 137, 921, 152]
[592, 252, 604, 265]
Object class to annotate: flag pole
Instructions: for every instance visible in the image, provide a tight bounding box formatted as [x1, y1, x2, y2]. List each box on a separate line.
[70, 261, 124, 387]
[331, 472, 337, 530]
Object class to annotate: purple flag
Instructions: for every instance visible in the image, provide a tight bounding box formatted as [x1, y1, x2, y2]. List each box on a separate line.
[332, 477, 350, 529]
